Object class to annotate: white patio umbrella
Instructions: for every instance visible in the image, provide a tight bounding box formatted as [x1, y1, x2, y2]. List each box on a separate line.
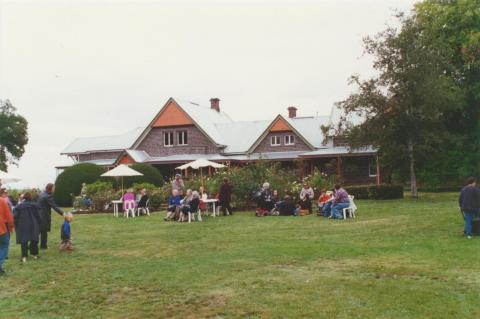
[101, 164, 143, 193]
[0, 170, 22, 185]
[176, 159, 225, 186]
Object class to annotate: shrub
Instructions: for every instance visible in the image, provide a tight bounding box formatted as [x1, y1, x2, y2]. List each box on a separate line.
[131, 183, 156, 193]
[122, 163, 164, 188]
[370, 184, 404, 200]
[344, 185, 370, 200]
[54, 163, 107, 206]
[345, 184, 403, 200]
[84, 181, 118, 212]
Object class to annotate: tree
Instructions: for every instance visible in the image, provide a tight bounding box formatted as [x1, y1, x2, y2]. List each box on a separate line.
[413, 0, 480, 185]
[329, 12, 463, 197]
[54, 163, 107, 206]
[122, 163, 164, 188]
[0, 99, 28, 171]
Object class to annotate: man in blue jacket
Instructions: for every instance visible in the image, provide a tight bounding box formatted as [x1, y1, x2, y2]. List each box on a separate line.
[459, 177, 480, 239]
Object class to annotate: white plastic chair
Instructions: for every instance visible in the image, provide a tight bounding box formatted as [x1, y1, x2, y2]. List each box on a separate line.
[188, 208, 202, 223]
[124, 200, 136, 218]
[137, 199, 150, 216]
[342, 195, 357, 219]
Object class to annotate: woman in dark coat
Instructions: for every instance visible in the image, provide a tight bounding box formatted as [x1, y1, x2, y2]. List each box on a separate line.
[14, 192, 42, 262]
[37, 183, 64, 249]
[218, 177, 233, 216]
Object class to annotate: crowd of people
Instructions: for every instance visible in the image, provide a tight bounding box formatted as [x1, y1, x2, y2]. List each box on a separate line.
[0, 183, 73, 274]
[164, 175, 233, 222]
[253, 182, 352, 219]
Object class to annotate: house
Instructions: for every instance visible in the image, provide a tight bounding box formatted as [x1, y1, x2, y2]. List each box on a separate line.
[59, 97, 380, 184]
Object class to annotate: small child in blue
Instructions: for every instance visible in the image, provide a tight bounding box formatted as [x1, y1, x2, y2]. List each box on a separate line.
[164, 189, 181, 221]
[59, 212, 73, 252]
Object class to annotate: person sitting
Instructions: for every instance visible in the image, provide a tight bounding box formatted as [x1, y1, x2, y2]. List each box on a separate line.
[164, 189, 181, 221]
[180, 190, 201, 222]
[254, 182, 273, 216]
[299, 183, 314, 214]
[198, 186, 208, 214]
[137, 188, 149, 215]
[330, 184, 351, 219]
[277, 195, 297, 216]
[122, 188, 136, 212]
[179, 189, 193, 222]
[317, 189, 333, 216]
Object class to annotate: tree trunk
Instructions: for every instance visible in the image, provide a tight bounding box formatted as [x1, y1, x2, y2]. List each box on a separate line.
[408, 138, 418, 198]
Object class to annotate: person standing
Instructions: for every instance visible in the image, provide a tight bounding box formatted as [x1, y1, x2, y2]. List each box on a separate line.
[171, 174, 185, 196]
[13, 193, 41, 263]
[459, 177, 480, 239]
[0, 195, 14, 274]
[37, 183, 64, 249]
[218, 177, 233, 216]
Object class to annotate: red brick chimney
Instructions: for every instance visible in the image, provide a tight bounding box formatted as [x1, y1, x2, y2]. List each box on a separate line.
[288, 106, 297, 118]
[210, 98, 220, 112]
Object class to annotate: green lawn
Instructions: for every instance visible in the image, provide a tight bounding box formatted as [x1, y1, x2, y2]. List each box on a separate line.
[1, 192, 479, 318]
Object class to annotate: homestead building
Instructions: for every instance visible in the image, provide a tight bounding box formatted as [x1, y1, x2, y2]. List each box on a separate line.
[60, 97, 380, 184]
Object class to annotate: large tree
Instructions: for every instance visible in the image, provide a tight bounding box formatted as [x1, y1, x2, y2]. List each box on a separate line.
[0, 99, 29, 171]
[413, 0, 480, 185]
[329, 8, 465, 197]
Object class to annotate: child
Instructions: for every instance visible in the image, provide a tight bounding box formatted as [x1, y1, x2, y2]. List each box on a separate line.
[59, 212, 73, 252]
[317, 189, 332, 215]
[164, 189, 181, 221]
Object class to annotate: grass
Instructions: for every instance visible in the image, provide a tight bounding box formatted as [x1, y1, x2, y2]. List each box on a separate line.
[0, 192, 479, 318]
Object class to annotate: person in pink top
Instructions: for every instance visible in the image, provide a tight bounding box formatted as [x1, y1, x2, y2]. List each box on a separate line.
[122, 188, 137, 210]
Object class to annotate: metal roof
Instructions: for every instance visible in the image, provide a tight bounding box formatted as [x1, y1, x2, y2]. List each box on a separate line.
[215, 120, 271, 153]
[61, 127, 144, 154]
[299, 146, 376, 158]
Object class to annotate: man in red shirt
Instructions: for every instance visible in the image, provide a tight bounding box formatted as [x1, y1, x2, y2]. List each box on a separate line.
[0, 197, 14, 274]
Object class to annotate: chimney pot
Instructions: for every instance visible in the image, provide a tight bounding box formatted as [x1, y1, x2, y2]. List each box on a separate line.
[287, 106, 297, 118]
[210, 98, 220, 112]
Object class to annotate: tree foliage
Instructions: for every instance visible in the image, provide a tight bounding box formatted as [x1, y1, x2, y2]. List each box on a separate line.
[122, 163, 164, 188]
[329, 0, 479, 196]
[0, 99, 28, 171]
[54, 163, 107, 206]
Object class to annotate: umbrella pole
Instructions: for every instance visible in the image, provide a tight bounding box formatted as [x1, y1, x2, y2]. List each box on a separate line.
[201, 168, 204, 188]
[122, 176, 124, 195]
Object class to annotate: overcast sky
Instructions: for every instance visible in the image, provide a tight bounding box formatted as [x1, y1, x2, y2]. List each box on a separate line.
[0, 0, 416, 188]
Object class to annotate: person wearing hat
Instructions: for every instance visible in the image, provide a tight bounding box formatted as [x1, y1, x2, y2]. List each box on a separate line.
[171, 174, 185, 196]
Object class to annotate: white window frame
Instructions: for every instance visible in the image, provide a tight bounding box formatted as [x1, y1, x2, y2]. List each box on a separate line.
[177, 131, 188, 146]
[285, 135, 295, 145]
[270, 136, 281, 146]
[163, 131, 174, 147]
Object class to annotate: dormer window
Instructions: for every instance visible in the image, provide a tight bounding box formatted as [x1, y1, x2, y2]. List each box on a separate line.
[177, 131, 188, 145]
[285, 135, 295, 145]
[164, 132, 174, 147]
[271, 136, 281, 146]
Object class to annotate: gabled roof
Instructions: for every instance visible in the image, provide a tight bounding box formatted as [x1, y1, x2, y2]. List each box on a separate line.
[247, 115, 316, 153]
[287, 116, 330, 148]
[215, 120, 271, 154]
[61, 127, 144, 155]
[132, 97, 233, 148]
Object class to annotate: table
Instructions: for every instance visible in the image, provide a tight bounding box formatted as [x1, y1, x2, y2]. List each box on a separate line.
[111, 200, 123, 217]
[203, 199, 219, 217]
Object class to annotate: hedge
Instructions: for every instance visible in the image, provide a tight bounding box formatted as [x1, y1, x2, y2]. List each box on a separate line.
[345, 184, 404, 200]
[122, 163, 164, 188]
[54, 163, 107, 206]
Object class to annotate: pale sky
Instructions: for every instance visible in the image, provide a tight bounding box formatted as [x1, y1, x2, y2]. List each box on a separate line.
[0, 0, 416, 188]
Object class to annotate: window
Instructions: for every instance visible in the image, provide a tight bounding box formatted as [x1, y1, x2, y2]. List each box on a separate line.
[368, 157, 378, 177]
[285, 135, 295, 145]
[163, 132, 174, 146]
[271, 136, 281, 146]
[177, 131, 188, 145]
